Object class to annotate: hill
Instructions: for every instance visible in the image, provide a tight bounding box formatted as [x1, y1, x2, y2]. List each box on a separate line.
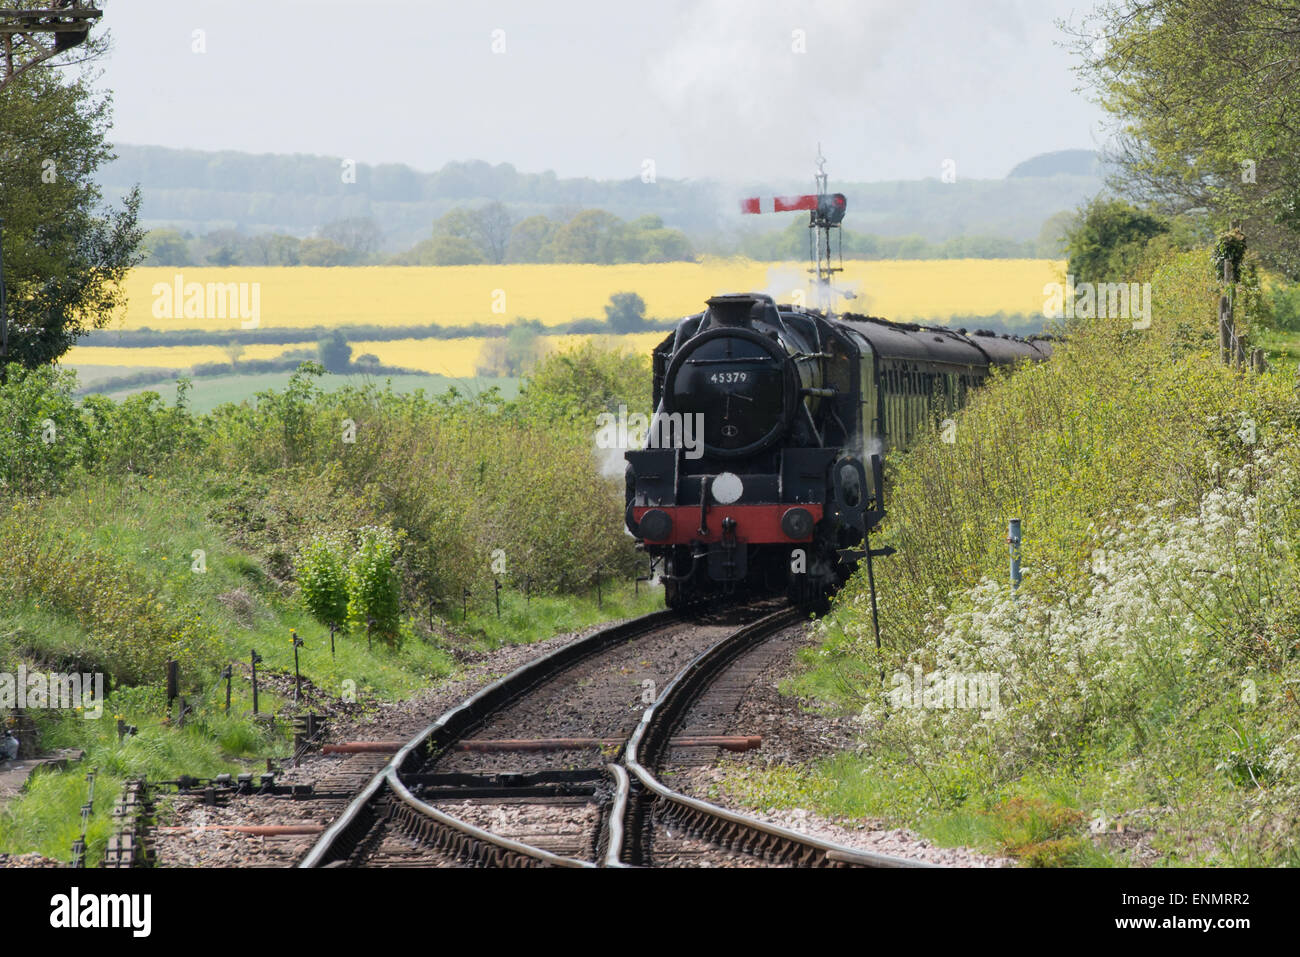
[1007, 149, 1103, 178]
[98, 145, 1104, 251]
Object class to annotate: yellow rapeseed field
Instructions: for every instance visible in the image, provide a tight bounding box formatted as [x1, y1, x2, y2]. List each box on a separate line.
[67, 259, 1062, 372]
[104, 259, 1065, 332]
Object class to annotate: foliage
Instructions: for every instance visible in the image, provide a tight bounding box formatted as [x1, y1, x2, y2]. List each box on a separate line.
[298, 237, 351, 267]
[1073, 0, 1300, 278]
[516, 339, 652, 424]
[0, 363, 202, 493]
[493, 209, 695, 265]
[0, 506, 223, 685]
[604, 292, 648, 332]
[1271, 284, 1300, 333]
[0, 69, 144, 369]
[1062, 198, 1170, 283]
[787, 244, 1300, 864]
[475, 319, 546, 376]
[296, 535, 350, 628]
[346, 526, 403, 646]
[741, 217, 1065, 261]
[317, 331, 353, 373]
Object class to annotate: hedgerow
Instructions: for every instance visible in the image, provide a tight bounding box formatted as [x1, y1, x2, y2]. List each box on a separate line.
[794, 248, 1300, 863]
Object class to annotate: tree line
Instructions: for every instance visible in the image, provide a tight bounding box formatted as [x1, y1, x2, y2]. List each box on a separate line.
[140, 205, 696, 268]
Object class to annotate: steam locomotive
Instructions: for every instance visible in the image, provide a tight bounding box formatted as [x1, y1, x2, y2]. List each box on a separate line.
[624, 293, 1051, 609]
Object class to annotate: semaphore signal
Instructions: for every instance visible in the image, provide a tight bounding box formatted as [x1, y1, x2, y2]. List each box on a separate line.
[739, 146, 848, 312]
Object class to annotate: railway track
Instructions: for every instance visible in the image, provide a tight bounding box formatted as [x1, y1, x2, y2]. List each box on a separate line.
[298, 602, 924, 869]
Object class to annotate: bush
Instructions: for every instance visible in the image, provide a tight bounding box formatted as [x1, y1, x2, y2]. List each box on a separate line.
[0, 363, 85, 493]
[604, 292, 648, 332]
[1063, 198, 1171, 283]
[297, 535, 350, 628]
[0, 508, 222, 684]
[317, 332, 352, 373]
[1271, 283, 1300, 332]
[347, 526, 402, 645]
[794, 245, 1300, 863]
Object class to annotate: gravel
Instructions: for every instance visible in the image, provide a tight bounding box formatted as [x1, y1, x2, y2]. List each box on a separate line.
[666, 622, 1014, 868]
[149, 614, 656, 868]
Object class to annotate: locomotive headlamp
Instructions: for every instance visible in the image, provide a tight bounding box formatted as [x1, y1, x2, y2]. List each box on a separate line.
[781, 507, 815, 540]
[712, 472, 744, 504]
[638, 509, 673, 542]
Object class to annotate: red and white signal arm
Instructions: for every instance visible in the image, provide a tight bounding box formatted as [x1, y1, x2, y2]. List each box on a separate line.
[740, 192, 846, 224]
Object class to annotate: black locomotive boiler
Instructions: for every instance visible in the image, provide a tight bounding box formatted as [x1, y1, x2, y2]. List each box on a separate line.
[624, 293, 1051, 609]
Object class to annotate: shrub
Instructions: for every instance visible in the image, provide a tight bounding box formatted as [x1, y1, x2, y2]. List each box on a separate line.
[795, 245, 1300, 863]
[347, 526, 402, 645]
[297, 535, 350, 629]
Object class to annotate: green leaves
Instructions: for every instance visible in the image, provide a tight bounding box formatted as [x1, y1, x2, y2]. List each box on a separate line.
[296, 535, 350, 629]
[0, 69, 144, 369]
[346, 526, 402, 646]
[1075, 0, 1300, 278]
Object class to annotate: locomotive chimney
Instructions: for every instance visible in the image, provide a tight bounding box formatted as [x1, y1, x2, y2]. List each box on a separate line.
[705, 294, 762, 328]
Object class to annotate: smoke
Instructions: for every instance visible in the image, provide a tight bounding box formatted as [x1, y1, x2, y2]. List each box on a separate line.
[755, 265, 868, 314]
[595, 439, 627, 480]
[646, 0, 909, 183]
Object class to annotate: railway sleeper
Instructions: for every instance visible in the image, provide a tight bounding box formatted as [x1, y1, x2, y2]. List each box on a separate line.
[405, 767, 606, 803]
[388, 800, 552, 868]
[654, 797, 834, 867]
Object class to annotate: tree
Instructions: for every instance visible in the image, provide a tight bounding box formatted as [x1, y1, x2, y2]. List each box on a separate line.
[636, 227, 693, 262]
[1063, 198, 1170, 283]
[604, 292, 648, 331]
[1036, 211, 1077, 257]
[223, 340, 245, 367]
[470, 201, 513, 264]
[0, 69, 143, 371]
[195, 229, 246, 266]
[506, 215, 557, 262]
[476, 319, 546, 376]
[429, 203, 511, 263]
[550, 209, 630, 263]
[317, 331, 352, 373]
[433, 207, 476, 241]
[299, 237, 351, 267]
[244, 233, 301, 266]
[517, 340, 652, 423]
[319, 217, 382, 262]
[142, 229, 192, 266]
[426, 235, 485, 265]
[1073, 0, 1300, 277]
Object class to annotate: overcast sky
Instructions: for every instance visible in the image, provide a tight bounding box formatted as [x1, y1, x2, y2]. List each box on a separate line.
[91, 0, 1108, 183]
